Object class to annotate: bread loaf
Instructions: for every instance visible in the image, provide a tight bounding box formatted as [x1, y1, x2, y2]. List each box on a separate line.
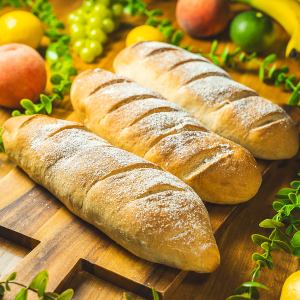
[71, 68, 262, 204]
[114, 41, 299, 160]
[3, 115, 219, 273]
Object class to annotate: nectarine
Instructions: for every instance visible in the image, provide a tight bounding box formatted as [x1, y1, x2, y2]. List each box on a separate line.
[176, 0, 230, 38]
[0, 43, 47, 108]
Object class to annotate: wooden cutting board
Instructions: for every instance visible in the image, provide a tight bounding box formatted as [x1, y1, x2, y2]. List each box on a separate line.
[0, 1, 299, 299]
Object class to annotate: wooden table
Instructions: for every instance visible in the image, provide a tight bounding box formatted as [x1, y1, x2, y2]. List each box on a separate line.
[0, 1, 300, 299]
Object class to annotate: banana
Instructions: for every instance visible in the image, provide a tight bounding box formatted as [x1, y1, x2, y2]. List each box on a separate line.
[236, 0, 300, 57]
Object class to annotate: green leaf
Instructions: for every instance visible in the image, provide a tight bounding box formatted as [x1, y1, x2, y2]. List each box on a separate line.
[6, 272, 17, 282]
[259, 219, 284, 228]
[221, 47, 229, 65]
[57, 289, 74, 300]
[260, 242, 269, 251]
[277, 188, 295, 197]
[252, 253, 273, 269]
[123, 293, 133, 300]
[252, 253, 265, 262]
[14, 288, 27, 300]
[44, 292, 59, 300]
[288, 90, 300, 106]
[291, 181, 300, 189]
[251, 234, 270, 246]
[210, 40, 218, 55]
[0, 284, 4, 296]
[226, 295, 251, 300]
[29, 270, 48, 297]
[272, 240, 292, 253]
[259, 64, 266, 81]
[51, 74, 63, 84]
[291, 231, 300, 248]
[288, 193, 297, 204]
[152, 288, 160, 300]
[171, 30, 183, 46]
[241, 281, 269, 290]
[20, 99, 35, 112]
[264, 54, 277, 65]
[284, 204, 296, 216]
[293, 247, 300, 257]
[272, 200, 285, 211]
[12, 110, 23, 117]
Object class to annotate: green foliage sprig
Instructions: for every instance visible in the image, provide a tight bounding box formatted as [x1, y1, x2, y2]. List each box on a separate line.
[120, 0, 184, 45]
[228, 174, 300, 300]
[0, 271, 73, 300]
[259, 54, 300, 106]
[206, 40, 257, 67]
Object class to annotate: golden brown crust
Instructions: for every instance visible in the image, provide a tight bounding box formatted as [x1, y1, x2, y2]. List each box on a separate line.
[114, 41, 299, 160]
[71, 69, 262, 204]
[3, 115, 220, 273]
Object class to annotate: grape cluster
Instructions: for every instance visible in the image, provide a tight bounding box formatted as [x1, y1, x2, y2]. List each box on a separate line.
[68, 0, 123, 63]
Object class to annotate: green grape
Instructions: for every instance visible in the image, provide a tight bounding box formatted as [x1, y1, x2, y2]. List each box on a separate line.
[96, 0, 110, 6]
[112, 4, 123, 17]
[76, 8, 85, 16]
[88, 15, 102, 28]
[88, 28, 107, 43]
[101, 18, 115, 33]
[70, 24, 86, 39]
[82, 0, 94, 12]
[86, 39, 103, 56]
[92, 4, 110, 19]
[73, 38, 86, 54]
[80, 47, 95, 63]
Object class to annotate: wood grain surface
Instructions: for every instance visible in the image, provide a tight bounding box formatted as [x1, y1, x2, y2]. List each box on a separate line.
[0, 1, 299, 299]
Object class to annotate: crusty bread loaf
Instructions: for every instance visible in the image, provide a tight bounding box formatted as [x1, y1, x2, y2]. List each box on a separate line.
[114, 41, 299, 160]
[2, 115, 219, 273]
[71, 68, 262, 204]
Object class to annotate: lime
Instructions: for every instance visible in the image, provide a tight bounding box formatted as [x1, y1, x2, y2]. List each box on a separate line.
[0, 11, 44, 49]
[230, 10, 275, 53]
[126, 25, 165, 47]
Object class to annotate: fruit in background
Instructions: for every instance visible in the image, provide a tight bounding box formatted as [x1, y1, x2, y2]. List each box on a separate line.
[0, 44, 47, 109]
[230, 11, 275, 53]
[234, 0, 300, 57]
[176, 0, 230, 38]
[126, 25, 165, 46]
[281, 271, 300, 300]
[0, 11, 44, 49]
[68, 0, 122, 63]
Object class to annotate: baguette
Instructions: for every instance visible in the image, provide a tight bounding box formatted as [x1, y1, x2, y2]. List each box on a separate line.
[2, 115, 219, 273]
[114, 41, 299, 160]
[71, 68, 262, 204]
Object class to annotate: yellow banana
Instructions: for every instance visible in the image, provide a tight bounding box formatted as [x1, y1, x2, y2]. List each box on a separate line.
[236, 0, 300, 57]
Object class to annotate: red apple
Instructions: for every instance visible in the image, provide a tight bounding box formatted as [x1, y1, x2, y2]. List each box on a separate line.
[0, 43, 47, 108]
[176, 0, 230, 38]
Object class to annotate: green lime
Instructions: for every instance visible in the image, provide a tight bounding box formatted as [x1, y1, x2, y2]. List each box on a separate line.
[230, 10, 275, 53]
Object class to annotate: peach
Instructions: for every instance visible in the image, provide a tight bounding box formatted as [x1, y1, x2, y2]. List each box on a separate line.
[176, 0, 230, 38]
[0, 43, 47, 108]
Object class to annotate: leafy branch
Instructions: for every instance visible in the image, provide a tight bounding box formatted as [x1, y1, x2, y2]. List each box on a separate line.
[228, 174, 300, 300]
[0, 271, 73, 300]
[120, 0, 184, 45]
